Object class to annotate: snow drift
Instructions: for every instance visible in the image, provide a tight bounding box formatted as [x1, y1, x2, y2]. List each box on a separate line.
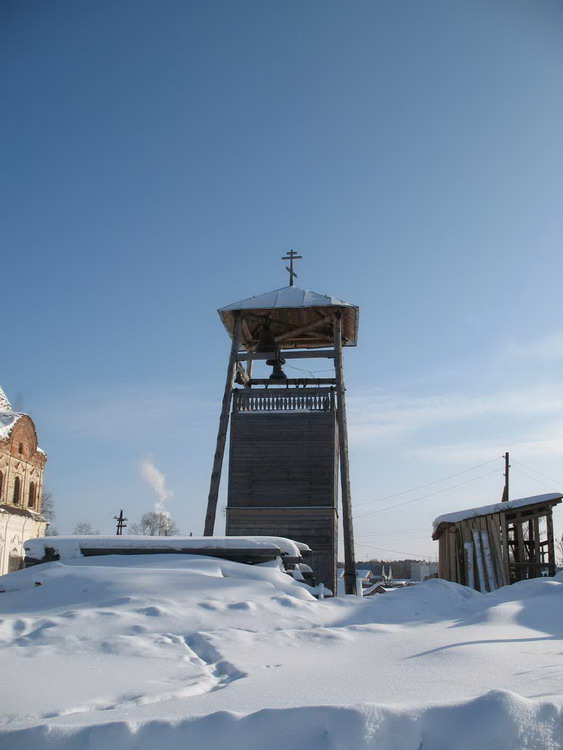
[1, 555, 562, 749]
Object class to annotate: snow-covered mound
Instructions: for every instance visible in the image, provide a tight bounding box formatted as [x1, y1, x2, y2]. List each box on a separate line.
[1, 555, 563, 749]
[24, 534, 308, 562]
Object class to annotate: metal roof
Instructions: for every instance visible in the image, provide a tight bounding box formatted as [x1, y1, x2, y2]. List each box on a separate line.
[218, 286, 359, 349]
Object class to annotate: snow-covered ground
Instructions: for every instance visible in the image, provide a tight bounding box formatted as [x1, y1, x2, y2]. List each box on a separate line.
[1, 554, 562, 749]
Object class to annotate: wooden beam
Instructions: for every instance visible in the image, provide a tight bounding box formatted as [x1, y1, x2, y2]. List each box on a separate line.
[245, 357, 253, 379]
[546, 511, 556, 577]
[242, 319, 254, 346]
[334, 312, 356, 595]
[204, 313, 242, 536]
[274, 316, 331, 343]
[235, 362, 250, 386]
[237, 350, 336, 361]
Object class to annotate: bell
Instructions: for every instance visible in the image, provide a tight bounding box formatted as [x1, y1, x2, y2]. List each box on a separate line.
[268, 358, 287, 380]
[255, 321, 277, 353]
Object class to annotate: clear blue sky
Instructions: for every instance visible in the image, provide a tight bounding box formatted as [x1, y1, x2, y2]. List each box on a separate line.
[3, 0, 563, 558]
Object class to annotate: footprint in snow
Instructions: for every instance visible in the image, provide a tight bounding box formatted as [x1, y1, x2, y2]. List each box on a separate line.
[130, 625, 148, 634]
[136, 606, 161, 617]
[227, 601, 254, 611]
[273, 596, 298, 608]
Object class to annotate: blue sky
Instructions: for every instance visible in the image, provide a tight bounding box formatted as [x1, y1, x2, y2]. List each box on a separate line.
[3, 0, 563, 558]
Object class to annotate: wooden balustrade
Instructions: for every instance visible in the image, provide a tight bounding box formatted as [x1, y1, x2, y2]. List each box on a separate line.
[233, 388, 335, 413]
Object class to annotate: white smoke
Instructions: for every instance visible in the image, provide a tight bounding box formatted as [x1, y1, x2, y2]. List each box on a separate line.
[140, 458, 173, 515]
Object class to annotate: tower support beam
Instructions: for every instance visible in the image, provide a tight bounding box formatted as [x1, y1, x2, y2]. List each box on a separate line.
[204, 312, 242, 536]
[333, 312, 357, 594]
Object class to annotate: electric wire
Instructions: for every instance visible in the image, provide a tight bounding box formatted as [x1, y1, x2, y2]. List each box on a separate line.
[353, 467, 500, 520]
[511, 460, 563, 488]
[354, 541, 433, 560]
[353, 457, 500, 509]
[510, 465, 556, 491]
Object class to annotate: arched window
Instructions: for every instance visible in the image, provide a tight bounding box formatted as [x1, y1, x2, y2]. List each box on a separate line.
[28, 482, 36, 509]
[0, 471, 3, 501]
[18, 442, 23, 455]
[13, 476, 21, 505]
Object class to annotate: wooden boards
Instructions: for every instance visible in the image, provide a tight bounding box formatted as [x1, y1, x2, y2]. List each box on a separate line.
[436, 503, 560, 590]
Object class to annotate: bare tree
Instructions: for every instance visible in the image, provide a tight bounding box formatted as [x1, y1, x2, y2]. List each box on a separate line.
[73, 522, 100, 535]
[41, 490, 56, 523]
[129, 512, 179, 536]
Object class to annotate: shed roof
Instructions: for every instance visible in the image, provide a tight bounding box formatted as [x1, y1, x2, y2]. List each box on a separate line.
[218, 286, 359, 349]
[432, 492, 563, 539]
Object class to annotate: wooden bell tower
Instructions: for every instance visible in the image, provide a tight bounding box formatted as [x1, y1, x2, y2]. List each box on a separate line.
[204, 254, 359, 594]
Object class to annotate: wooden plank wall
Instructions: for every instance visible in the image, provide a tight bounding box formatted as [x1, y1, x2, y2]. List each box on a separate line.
[227, 411, 339, 592]
[226, 507, 338, 593]
[228, 413, 338, 508]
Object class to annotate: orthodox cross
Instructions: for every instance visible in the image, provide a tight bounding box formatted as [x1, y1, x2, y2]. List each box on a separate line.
[282, 249, 302, 286]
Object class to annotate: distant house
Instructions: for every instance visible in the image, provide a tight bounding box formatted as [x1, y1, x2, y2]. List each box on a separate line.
[410, 562, 438, 581]
[364, 584, 396, 596]
[433, 493, 562, 592]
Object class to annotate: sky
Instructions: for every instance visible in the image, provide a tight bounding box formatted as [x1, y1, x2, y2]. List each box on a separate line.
[3, 0, 563, 560]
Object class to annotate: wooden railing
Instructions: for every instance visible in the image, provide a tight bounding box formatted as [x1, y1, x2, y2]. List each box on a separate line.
[233, 388, 335, 413]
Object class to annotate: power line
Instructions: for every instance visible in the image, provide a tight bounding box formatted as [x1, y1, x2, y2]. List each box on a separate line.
[354, 468, 500, 520]
[511, 460, 563, 488]
[353, 457, 500, 509]
[511, 465, 556, 491]
[356, 528, 428, 538]
[355, 541, 433, 560]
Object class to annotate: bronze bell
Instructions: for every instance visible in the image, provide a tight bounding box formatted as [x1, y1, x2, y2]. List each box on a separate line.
[255, 321, 277, 353]
[267, 357, 287, 380]
[256, 320, 287, 379]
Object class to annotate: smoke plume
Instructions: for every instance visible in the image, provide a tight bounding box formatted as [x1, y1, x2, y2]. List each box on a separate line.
[140, 458, 173, 515]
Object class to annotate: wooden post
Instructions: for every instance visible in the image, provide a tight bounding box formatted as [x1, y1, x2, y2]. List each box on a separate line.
[204, 313, 243, 536]
[501, 452, 510, 502]
[546, 511, 556, 577]
[500, 512, 511, 583]
[333, 312, 356, 594]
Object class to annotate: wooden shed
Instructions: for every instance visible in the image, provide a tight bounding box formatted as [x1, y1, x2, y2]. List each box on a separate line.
[432, 493, 562, 592]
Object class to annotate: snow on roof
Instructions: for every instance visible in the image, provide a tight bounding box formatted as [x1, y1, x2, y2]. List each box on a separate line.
[0, 386, 22, 440]
[433, 493, 563, 535]
[218, 285, 359, 348]
[219, 285, 356, 313]
[0, 504, 46, 521]
[356, 569, 372, 579]
[24, 535, 310, 561]
[0, 386, 13, 412]
[0, 410, 23, 441]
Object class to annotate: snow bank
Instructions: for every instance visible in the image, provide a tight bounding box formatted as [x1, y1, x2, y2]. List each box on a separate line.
[2, 554, 563, 748]
[4, 690, 562, 750]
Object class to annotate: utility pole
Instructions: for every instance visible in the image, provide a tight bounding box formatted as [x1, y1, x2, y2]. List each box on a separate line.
[114, 509, 127, 535]
[501, 452, 510, 502]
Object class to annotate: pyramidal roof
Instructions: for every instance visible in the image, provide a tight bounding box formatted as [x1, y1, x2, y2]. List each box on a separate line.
[0, 386, 23, 441]
[0, 386, 13, 413]
[218, 285, 359, 348]
[219, 285, 356, 312]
